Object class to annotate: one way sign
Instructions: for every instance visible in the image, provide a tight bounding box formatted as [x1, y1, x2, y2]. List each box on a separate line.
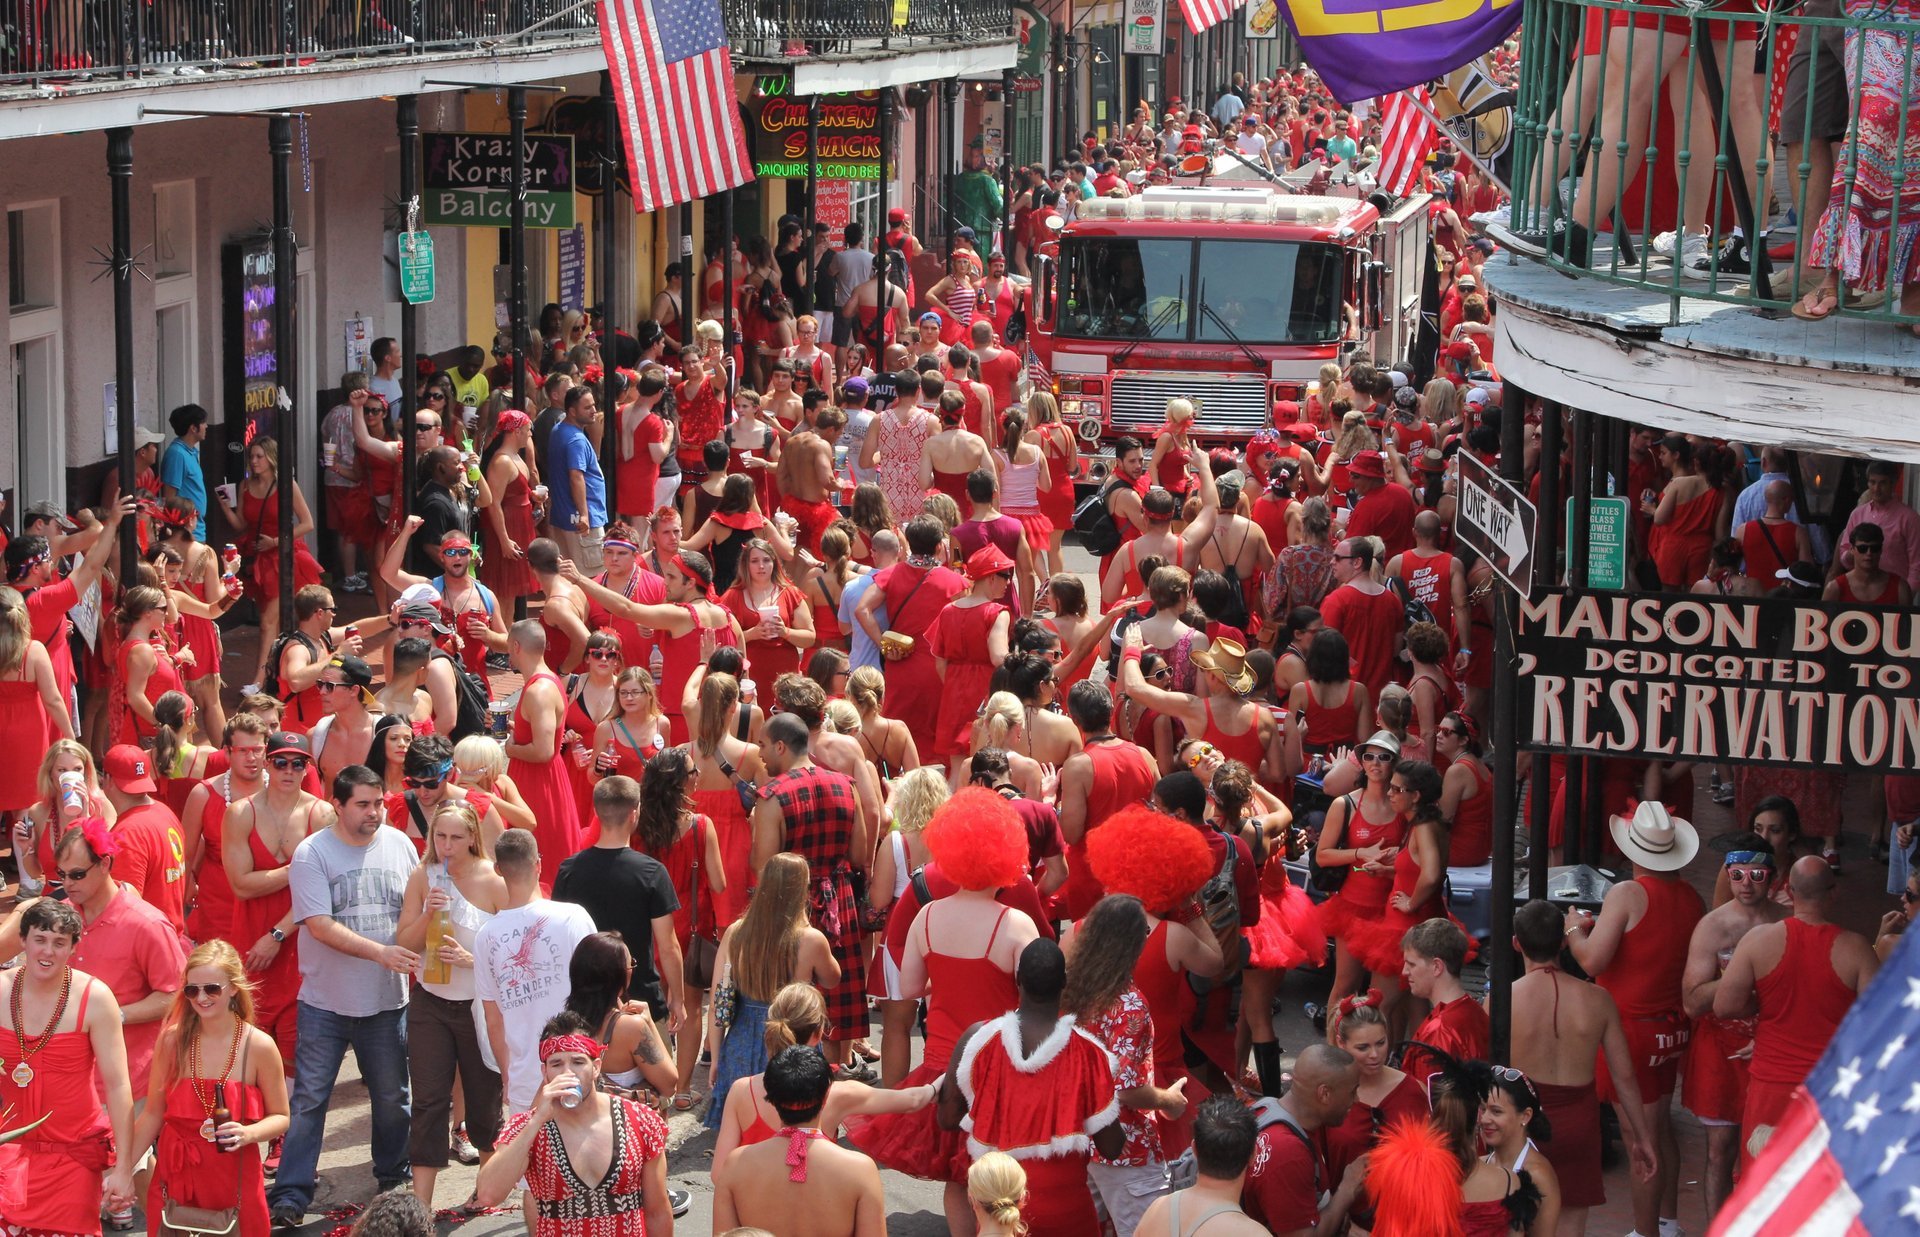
[1456, 450, 1537, 595]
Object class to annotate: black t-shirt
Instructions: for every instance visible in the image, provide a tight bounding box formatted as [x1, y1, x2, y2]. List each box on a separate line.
[777, 248, 811, 317]
[409, 482, 466, 576]
[551, 844, 682, 1014]
[865, 371, 901, 413]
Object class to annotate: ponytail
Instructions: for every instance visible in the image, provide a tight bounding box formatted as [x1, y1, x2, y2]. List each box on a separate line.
[762, 983, 826, 1057]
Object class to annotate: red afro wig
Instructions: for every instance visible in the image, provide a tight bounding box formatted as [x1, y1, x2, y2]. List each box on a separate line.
[1087, 806, 1214, 915]
[924, 787, 1029, 892]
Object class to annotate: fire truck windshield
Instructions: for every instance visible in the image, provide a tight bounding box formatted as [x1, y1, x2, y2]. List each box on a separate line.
[1055, 238, 1343, 344]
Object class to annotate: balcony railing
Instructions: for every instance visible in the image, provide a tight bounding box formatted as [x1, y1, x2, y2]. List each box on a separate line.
[720, 0, 1013, 59]
[0, 0, 1011, 90]
[1502, 0, 1919, 330]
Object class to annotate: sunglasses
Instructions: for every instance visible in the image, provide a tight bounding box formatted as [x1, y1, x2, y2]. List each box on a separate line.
[315, 603, 337, 612]
[1184, 743, 1217, 769]
[315, 680, 350, 692]
[587, 649, 621, 660]
[270, 756, 309, 772]
[182, 983, 229, 1000]
[1387, 783, 1413, 794]
[443, 548, 473, 559]
[426, 391, 448, 401]
[404, 775, 446, 790]
[1727, 866, 1773, 884]
[1855, 543, 1883, 553]
[1435, 726, 1463, 738]
[416, 422, 441, 433]
[397, 618, 436, 631]
[55, 863, 99, 882]
[1900, 889, 1918, 905]
[1359, 751, 1394, 763]
[1149, 667, 1172, 681]
[1332, 553, 1356, 562]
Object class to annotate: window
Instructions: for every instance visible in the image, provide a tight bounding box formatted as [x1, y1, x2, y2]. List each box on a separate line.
[1054, 235, 1344, 344]
[1056, 237, 1191, 340]
[154, 181, 195, 279]
[7, 206, 58, 311]
[8, 202, 65, 511]
[153, 183, 199, 411]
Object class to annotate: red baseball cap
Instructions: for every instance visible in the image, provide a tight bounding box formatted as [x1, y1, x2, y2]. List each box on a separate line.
[1349, 450, 1387, 480]
[103, 744, 158, 794]
[888, 207, 907, 224]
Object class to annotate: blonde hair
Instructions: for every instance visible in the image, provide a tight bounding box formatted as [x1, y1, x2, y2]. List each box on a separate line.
[696, 671, 741, 758]
[0, 585, 30, 676]
[37, 740, 99, 804]
[163, 939, 257, 1092]
[763, 982, 827, 1056]
[429, 800, 488, 861]
[614, 667, 662, 726]
[968, 1153, 1029, 1236]
[887, 766, 952, 835]
[1164, 397, 1195, 426]
[974, 692, 1025, 751]
[695, 319, 725, 344]
[1026, 390, 1061, 426]
[1423, 378, 1458, 424]
[847, 666, 887, 714]
[733, 853, 811, 1001]
[1316, 362, 1342, 395]
[824, 698, 861, 736]
[921, 492, 961, 531]
[1333, 410, 1377, 458]
[1375, 683, 1411, 734]
[451, 735, 507, 787]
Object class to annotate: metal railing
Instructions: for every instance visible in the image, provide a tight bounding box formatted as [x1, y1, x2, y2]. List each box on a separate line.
[1505, 0, 1919, 329]
[0, 0, 1011, 88]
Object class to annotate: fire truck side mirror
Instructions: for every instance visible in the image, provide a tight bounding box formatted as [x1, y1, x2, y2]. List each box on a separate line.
[1035, 255, 1055, 323]
[1364, 261, 1387, 332]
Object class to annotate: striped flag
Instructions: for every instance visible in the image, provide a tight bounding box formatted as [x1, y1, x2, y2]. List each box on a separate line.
[599, 0, 755, 214]
[1374, 87, 1438, 197]
[1025, 346, 1052, 391]
[1175, 0, 1246, 37]
[1708, 929, 1920, 1236]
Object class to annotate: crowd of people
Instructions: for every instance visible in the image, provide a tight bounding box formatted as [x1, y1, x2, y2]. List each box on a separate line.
[0, 103, 1912, 1233]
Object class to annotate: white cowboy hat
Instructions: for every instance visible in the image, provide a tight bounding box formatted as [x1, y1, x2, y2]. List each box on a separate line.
[1608, 800, 1699, 872]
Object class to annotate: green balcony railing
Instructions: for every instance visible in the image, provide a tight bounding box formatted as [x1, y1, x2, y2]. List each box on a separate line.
[1502, 0, 1919, 331]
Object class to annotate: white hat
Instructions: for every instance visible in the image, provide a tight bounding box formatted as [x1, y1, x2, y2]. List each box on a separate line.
[1464, 388, 1492, 410]
[134, 426, 165, 449]
[1608, 800, 1699, 872]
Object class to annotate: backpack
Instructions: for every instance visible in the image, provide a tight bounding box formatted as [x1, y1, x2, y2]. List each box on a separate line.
[1072, 476, 1131, 558]
[260, 630, 321, 701]
[430, 648, 493, 740]
[1186, 838, 1247, 995]
[1387, 571, 1436, 628]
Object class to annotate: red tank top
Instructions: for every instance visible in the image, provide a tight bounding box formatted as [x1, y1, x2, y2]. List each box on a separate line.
[1058, 739, 1159, 920]
[1200, 699, 1267, 771]
[1448, 758, 1495, 867]
[1303, 680, 1359, 750]
[1398, 549, 1456, 637]
[1595, 876, 1705, 1019]
[1833, 572, 1903, 606]
[1750, 918, 1856, 1086]
[920, 905, 1020, 1070]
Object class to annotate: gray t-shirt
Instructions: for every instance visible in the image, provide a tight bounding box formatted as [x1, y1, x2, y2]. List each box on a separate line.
[289, 824, 419, 1016]
[834, 247, 875, 310]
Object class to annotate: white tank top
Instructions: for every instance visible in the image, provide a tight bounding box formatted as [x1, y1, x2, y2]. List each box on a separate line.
[422, 864, 491, 1002]
[993, 449, 1042, 514]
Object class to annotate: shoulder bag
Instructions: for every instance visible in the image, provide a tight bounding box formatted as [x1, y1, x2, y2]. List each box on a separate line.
[683, 817, 721, 990]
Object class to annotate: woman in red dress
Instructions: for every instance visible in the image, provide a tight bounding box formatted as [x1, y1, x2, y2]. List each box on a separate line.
[846, 790, 1039, 1228]
[1028, 393, 1079, 574]
[1315, 730, 1409, 1016]
[557, 631, 622, 823]
[1436, 712, 1495, 867]
[225, 747, 327, 1068]
[1323, 991, 1432, 1227]
[929, 545, 1015, 773]
[1646, 436, 1725, 590]
[216, 436, 322, 690]
[129, 940, 290, 1237]
[684, 669, 763, 928]
[720, 538, 815, 688]
[154, 509, 233, 742]
[633, 749, 727, 1111]
[481, 410, 539, 612]
[114, 585, 185, 749]
[799, 527, 856, 652]
[1149, 398, 1199, 501]
[0, 588, 72, 818]
[505, 660, 586, 884]
[1287, 626, 1370, 767]
[591, 665, 669, 785]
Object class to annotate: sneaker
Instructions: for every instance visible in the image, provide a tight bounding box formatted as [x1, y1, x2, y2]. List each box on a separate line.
[271, 1205, 304, 1231]
[1684, 234, 1751, 281]
[451, 1123, 481, 1165]
[485, 651, 511, 671]
[1667, 229, 1710, 270]
[339, 571, 370, 594]
[104, 1210, 137, 1232]
[1470, 203, 1511, 229]
[669, 1188, 692, 1218]
[1547, 220, 1593, 269]
[264, 1135, 283, 1177]
[1710, 781, 1734, 805]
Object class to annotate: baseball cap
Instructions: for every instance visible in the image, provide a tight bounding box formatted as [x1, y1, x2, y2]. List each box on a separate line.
[104, 744, 158, 794]
[266, 731, 313, 760]
[1464, 388, 1492, 410]
[888, 207, 907, 224]
[134, 426, 165, 450]
[398, 599, 453, 633]
[919, 311, 942, 325]
[330, 654, 375, 688]
[842, 376, 870, 396]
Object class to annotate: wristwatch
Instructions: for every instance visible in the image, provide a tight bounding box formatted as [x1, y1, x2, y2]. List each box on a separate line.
[270, 927, 287, 943]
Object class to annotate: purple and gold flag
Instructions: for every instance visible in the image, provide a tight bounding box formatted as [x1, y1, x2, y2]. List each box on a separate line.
[1278, 0, 1522, 105]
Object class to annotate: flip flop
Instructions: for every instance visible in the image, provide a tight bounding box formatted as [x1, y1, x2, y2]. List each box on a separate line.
[671, 1090, 701, 1111]
[1790, 287, 1840, 321]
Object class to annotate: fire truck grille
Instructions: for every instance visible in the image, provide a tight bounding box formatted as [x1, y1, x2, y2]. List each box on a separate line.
[1108, 372, 1272, 435]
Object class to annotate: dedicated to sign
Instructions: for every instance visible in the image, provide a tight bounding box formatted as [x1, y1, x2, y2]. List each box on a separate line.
[1517, 591, 1920, 773]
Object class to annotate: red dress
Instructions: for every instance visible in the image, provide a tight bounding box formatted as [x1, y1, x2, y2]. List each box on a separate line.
[186, 773, 240, 948]
[846, 905, 1020, 1181]
[146, 1074, 269, 1236]
[1246, 852, 1325, 971]
[875, 562, 968, 756]
[239, 482, 323, 600]
[721, 583, 809, 687]
[762, 766, 866, 1036]
[640, 815, 719, 958]
[482, 466, 539, 601]
[563, 686, 606, 828]
[1449, 757, 1496, 866]
[1198, 699, 1266, 770]
[507, 672, 585, 886]
[1346, 833, 1473, 976]
[930, 467, 972, 510]
[178, 575, 223, 683]
[690, 787, 754, 928]
[1038, 426, 1079, 530]
[113, 635, 183, 749]
[0, 981, 115, 1234]
[1321, 1071, 1430, 1185]
[657, 606, 739, 746]
[927, 600, 1008, 759]
[233, 825, 301, 1066]
[1317, 796, 1407, 957]
[1743, 918, 1855, 1168]
[0, 674, 54, 811]
[1056, 740, 1159, 920]
[1649, 486, 1721, 588]
[499, 1097, 670, 1236]
[1132, 919, 1201, 1155]
[1302, 680, 1361, 753]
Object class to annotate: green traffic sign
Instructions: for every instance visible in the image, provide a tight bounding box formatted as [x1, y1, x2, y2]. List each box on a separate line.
[399, 231, 435, 305]
[424, 188, 576, 229]
[1568, 496, 1631, 590]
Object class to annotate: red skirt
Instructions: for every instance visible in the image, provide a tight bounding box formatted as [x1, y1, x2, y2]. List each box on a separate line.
[1007, 510, 1053, 552]
[843, 1059, 973, 1182]
[1245, 863, 1326, 970]
[691, 787, 755, 928]
[249, 541, 323, 604]
[1344, 899, 1476, 977]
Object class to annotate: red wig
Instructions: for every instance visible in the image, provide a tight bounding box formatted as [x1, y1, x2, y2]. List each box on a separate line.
[924, 787, 1028, 892]
[1087, 806, 1214, 915]
[1366, 1115, 1465, 1237]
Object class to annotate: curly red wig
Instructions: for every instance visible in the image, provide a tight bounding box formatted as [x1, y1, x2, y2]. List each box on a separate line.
[924, 787, 1028, 892]
[1087, 805, 1214, 915]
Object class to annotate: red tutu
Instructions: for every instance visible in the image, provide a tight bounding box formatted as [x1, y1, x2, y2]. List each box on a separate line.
[1246, 864, 1327, 971]
[1316, 871, 1393, 954]
[1342, 902, 1478, 978]
[842, 1059, 972, 1183]
[1010, 511, 1053, 552]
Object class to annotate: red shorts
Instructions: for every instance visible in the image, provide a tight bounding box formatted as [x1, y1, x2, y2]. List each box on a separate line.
[780, 494, 838, 556]
[1682, 1014, 1753, 1125]
[1597, 1009, 1688, 1103]
[1739, 1077, 1800, 1171]
[1535, 1080, 1605, 1208]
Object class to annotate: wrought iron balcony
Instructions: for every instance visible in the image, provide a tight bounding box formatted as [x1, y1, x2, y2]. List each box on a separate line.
[1499, 0, 1918, 331]
[720, 0, 1013, 61]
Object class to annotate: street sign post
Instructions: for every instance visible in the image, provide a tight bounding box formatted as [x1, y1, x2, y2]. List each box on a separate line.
[1568, 496, 1630, 589]
[1457, 450, 1538, 595]
[399, 231, 435, 304]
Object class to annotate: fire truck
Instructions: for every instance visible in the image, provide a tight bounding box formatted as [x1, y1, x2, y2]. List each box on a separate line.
[1028, 164, 1434, 482]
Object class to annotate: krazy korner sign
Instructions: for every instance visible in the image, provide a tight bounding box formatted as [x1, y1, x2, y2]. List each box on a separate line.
[423, 132, 577, 228]
[1517, 591, 1920, 772]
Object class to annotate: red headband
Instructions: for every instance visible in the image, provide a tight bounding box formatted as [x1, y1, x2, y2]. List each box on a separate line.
[539, 1033, 603, 1062]
[1333, 988, 1383, 1025]
[672, 553, 718, 602]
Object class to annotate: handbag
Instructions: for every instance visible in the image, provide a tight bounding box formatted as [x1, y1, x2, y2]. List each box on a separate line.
[716, 750, 760, 815]
[684, 818, 721, 990]
[1307, 793, 1357, 895]
[158, 1198, 240, 1237]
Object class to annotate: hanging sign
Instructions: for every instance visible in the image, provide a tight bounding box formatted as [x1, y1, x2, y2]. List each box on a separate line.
[1123, 0, 1165, 55]
[399, 231, 436, 304]
[753, 92, 884, 180]
[1518, 591, 1920, 773]
[558, 225, 587, 312]
[422, 132, 577, 229]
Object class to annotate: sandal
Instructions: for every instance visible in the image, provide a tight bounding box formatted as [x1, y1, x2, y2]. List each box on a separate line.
[671, 1089, 701, 1111]
[850, 1038, 881, 1062]
[448, 1195, 489, 1220]
[1790, 285, 1839, 321]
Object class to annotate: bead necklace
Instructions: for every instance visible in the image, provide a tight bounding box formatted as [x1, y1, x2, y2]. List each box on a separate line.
[4, 963, 73, 1087]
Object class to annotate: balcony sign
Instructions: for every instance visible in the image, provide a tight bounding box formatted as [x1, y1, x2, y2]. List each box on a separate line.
[423, 132, 577, 229]
[753, 92, 884, 181]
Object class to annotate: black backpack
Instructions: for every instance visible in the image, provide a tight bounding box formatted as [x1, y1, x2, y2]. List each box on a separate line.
[1187, 839, 1247, 996]
[1072, 477, 1130, 558]
[430, 648, 492, 740]
[260, 630, 321, 701]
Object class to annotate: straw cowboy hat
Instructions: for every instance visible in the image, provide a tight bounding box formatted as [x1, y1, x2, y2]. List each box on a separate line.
[1190, 639, 1256, 695]
[1608, 800, 1700, 872]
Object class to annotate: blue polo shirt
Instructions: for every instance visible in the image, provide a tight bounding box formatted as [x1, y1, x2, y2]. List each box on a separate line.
[160, 438, 207, 541]
[547, 419, 606, 530]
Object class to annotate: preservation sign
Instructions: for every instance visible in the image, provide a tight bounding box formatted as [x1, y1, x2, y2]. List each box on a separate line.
[423, 132, 576, 229]
[753, 92, 883, 180]
[1516, 591, 1920, 773]
[1456, 450, 1536, 595]
[1568, 496, 1630, 590]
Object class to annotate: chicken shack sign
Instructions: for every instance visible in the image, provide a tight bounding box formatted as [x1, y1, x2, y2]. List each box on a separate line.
[1516, 591, 1920, 772]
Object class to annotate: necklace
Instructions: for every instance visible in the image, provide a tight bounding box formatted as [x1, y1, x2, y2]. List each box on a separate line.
[188, 1019, 245, 1141]
[5, 964, 73, 1087]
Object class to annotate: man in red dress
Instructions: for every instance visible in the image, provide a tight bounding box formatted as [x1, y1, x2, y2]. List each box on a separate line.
[1055, 683, 1159, 920]
[1318, 537, 1405, 700]
[1398, 918, 1489, 1088]
[1342, 450, 1415, 559]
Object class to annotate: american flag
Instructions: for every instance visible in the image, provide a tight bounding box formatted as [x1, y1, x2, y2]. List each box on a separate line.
[1025, 346, 1052, 390]
[599, 0, 754, 213]
[1175, 0, 1247, 37]
[1709, 930, 1920, 1236]
[1373, 87, 1437, 197]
